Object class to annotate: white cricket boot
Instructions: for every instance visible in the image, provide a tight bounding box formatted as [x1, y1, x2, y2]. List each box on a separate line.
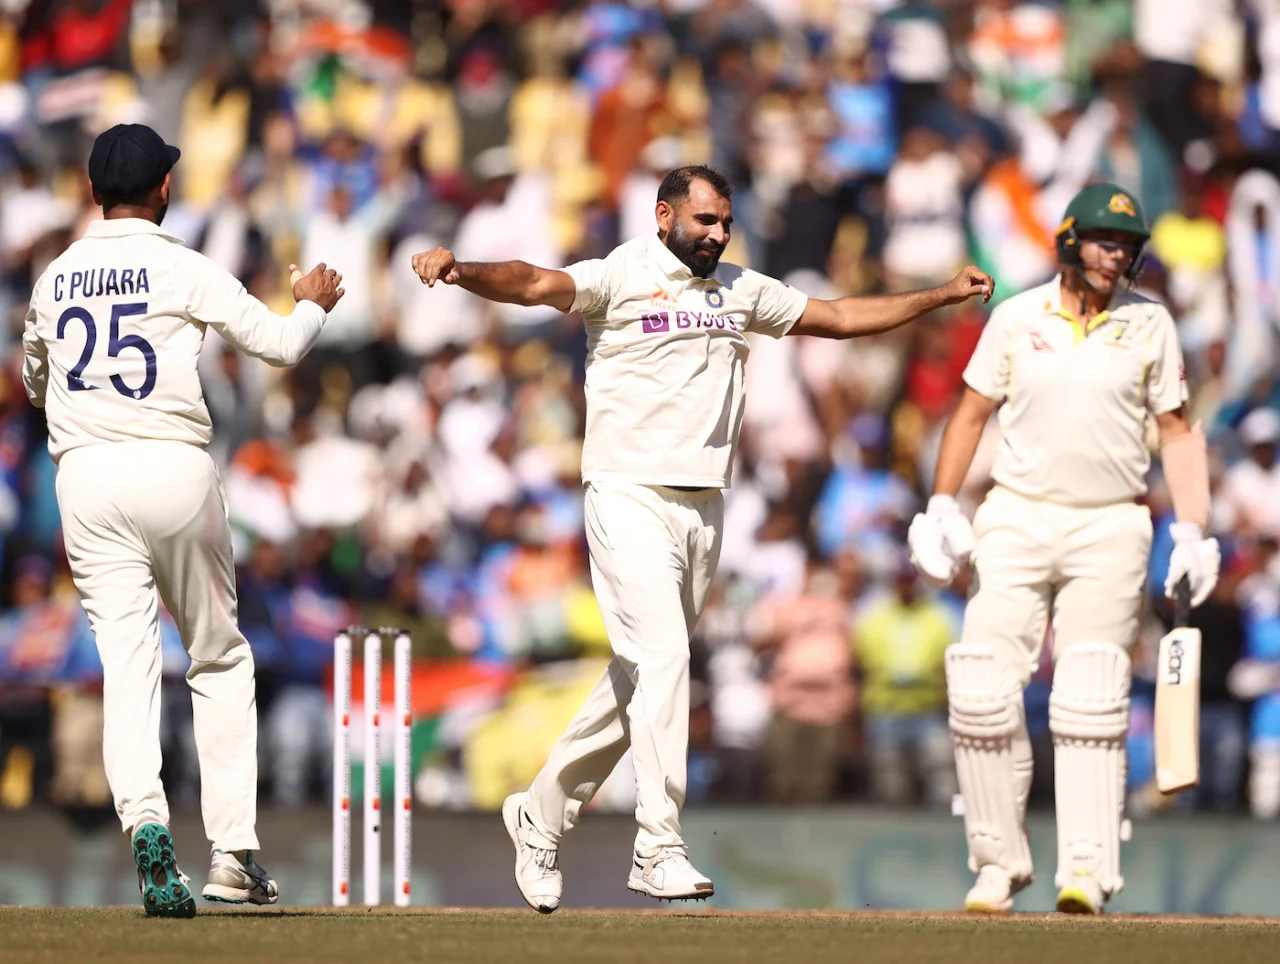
[627, 848, 714, 901]
[202, 850, 279, 905]
[1056, 874, 1106, 915]
[502, 792, 562, 914]
[964, 865, 1025, 913]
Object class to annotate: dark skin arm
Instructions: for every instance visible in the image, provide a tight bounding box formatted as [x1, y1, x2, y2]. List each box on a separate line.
[790, 266, 994, 338]
[410, 249, 576, 312]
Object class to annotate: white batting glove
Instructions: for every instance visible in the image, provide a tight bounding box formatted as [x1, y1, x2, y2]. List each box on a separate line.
[1164, 522, 1221, 609]
[908, 495, 975, 588]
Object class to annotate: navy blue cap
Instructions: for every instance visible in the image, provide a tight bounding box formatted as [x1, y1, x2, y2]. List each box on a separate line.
[88, 124, 181, 196]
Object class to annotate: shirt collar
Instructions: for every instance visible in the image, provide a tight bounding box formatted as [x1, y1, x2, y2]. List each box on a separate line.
[1044, 276, 1118, 339]
[84, 217, 184, 244]
[648, 233, 696, 281]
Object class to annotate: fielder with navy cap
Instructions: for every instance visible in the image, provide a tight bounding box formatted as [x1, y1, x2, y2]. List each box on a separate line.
[22, 124, 345, 917]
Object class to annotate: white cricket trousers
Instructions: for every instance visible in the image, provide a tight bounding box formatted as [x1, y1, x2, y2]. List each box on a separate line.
[961, 485, 1153, 670]
[526, 481, 722, 856]
[56, 440, 259, 852]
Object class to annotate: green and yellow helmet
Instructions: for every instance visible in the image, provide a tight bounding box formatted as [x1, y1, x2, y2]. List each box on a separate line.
[1054, 182, 1149, 281]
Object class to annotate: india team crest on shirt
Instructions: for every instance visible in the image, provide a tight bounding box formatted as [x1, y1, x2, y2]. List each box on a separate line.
[705, 288, 724, 309]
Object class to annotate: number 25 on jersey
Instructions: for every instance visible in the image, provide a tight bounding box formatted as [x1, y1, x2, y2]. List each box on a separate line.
[56, 301, 156, 399]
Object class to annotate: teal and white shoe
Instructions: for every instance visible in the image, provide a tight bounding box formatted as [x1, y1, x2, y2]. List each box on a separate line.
[202, 850, 278, 905]
[132, 822, 196, 918]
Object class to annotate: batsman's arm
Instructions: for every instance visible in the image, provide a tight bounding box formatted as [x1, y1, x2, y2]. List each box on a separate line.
[411, 247, 576, 312]
[1157, 406, 1210, 530]
[789, 266, 994, 339]
[933, 387, 1000, 497]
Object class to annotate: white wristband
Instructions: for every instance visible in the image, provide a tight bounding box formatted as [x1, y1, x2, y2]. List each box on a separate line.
[927, 494, 959, 517]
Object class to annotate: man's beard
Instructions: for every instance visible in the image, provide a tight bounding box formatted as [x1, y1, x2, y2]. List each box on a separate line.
[665, 221, 724, 278]
[156, 198, 169, 224]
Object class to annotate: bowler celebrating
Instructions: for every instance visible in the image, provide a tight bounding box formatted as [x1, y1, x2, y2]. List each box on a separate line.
[413, 165, 993, 911]
[908, 183, 1220, 914]
[23, 124, 343, 917]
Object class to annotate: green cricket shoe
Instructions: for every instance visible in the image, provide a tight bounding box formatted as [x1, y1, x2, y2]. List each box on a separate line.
[132, 822, 196, 918]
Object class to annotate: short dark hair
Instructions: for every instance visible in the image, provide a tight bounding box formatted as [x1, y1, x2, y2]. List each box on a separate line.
[656, 165, 733, 207]
[99, 185, 161, 213]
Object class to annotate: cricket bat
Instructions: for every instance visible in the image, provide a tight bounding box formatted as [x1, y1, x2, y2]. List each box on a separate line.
[1154, 577, 1201, 794]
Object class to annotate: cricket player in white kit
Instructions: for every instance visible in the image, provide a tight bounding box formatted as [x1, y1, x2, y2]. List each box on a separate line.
[908, 183, 1221, 914]
[22, 124, 344, 917]
[412, 165, 994, 912]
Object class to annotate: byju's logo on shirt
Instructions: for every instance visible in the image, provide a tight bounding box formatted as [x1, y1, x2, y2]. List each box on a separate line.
[641, 311, 741, 333]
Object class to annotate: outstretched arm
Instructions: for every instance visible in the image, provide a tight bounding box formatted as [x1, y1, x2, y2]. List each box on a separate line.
[789, 266, 994, 339]
[411, 247, 577, 312]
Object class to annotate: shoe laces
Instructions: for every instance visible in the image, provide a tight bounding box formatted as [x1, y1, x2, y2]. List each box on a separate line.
[641, 848, 689, 874]
[531, 846, 559, 876]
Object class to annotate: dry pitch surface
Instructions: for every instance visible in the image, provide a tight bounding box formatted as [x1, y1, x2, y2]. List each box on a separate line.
[4, 907, 1280, 964]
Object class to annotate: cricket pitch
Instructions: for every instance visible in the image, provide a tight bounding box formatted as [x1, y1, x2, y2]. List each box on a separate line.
[3, 906, 1278, 964]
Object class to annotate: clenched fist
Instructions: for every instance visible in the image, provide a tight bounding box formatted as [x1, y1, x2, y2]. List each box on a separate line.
[412, 247, 461, 287]
[290, 263, 345, 313]
[939, 265, 995, 306]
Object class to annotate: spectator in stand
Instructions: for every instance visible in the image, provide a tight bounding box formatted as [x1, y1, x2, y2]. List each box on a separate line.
[298, 179, 404, 392]
[1231, 537, 1280, 819]
[264, 533, 358, 808]
[813, 414, 917, 565]
[453, 147, 562, 341]
[754, 557, 856, 803]
[853, 554, 956, 808]
[1216, 409, 1280, 539]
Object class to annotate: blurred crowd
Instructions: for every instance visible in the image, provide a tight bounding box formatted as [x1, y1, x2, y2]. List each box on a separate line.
[5, 0, 1280, 822]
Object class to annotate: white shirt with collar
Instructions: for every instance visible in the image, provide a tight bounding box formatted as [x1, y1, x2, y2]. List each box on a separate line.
[23, 217, 327, 462]
[964, 277, 1187, 507]
[563, 234, 809, 488]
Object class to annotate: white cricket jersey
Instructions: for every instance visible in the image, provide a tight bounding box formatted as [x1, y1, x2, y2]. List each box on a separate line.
[23, 218, 327, 462]
[964, 278, 1187, 506]
[564, 235, 809, 488]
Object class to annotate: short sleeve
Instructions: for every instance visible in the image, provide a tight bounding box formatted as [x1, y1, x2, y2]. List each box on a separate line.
[745, 271, 809, 339]
[1146, 305, 1188, 415]
[962, 304, 1013, 402]
[562, 249, 622, 319]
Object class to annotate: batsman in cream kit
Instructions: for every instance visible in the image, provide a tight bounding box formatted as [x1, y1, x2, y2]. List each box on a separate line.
[23, 124, 344, 916]
[412, 164, 994, 911]
[908, 183, 1221, 915]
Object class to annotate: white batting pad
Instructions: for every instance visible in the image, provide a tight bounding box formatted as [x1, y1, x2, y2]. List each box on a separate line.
[1049, 642, 1131, 896]
[946, 645, 1034, 882]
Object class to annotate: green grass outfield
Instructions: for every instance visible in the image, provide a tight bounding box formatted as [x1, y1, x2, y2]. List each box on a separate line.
[4, 907, 1279, 964]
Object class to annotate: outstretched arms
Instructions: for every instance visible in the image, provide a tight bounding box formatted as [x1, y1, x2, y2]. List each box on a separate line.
[789, 266, 994, 339]
[411, 247, 577, 313]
